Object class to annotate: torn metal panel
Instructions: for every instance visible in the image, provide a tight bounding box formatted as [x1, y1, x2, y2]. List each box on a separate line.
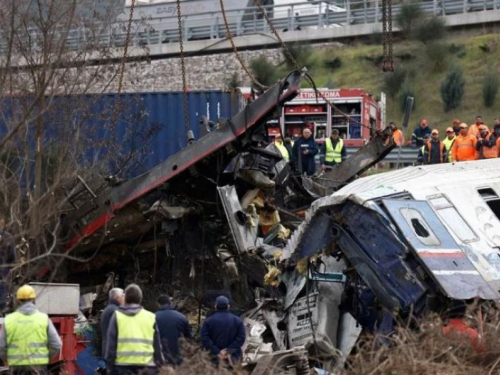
[305, 128, 396, 196]
[218, 186, 259, 253]
[337, 202, 428, 312]
[336, 313, 362, 369]
[382, 199, 499, 300]
[282, 269, 307, 311]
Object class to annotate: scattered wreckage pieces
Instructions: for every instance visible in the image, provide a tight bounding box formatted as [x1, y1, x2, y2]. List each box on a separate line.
[251, 346, 310, 375]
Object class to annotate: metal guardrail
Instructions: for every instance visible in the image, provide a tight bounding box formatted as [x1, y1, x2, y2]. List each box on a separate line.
[346, 146, 419, 164]
[3, 0, 500, 54]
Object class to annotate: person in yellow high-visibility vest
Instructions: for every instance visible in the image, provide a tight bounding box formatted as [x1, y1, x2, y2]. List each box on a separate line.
[321, 129, 347, 172]
[274, 135, 290, 162]
[105, 284, 164, 375]
[442, 127, 456, 162]
[0, 285, 62, 375]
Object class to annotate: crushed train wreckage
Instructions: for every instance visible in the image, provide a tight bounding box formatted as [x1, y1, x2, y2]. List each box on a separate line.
[42, 69, 500, 371]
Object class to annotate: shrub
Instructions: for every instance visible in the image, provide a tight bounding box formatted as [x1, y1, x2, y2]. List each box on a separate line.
[384, 66, 408, 98]
[441, 66, 465, 112]
[249, 55, 277, 89]
[396, 3, 424, 39]
[483, 68, 499, 108]
[412, 16, 447, 44]
[399, 80, 417, 113]
[282, 42, 312, 69]
[323, 56, 342, 70]
[425, 43, 449, 72]
[226, 72, 241, 90]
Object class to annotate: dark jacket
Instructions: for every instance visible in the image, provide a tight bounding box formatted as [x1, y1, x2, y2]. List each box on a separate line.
[200, 310, 246, 363]
[476, 133, 497, 158]
[423, 140, 447, 164]
[291, 136, 319, 176]
[101, 300, 120, 356]
[320, 137, 347, 166]
[105, 304, 164, 370]
[493, 125, 500, 139]
[412, 126, 432, 147]
[155, 305, 192, 365]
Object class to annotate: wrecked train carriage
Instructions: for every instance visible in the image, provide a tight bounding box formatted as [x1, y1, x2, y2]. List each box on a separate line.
[285, 158, 500, 327]
[58, 71, 308, 308]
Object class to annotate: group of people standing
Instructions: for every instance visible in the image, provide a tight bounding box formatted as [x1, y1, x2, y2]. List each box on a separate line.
[274, 127, 347, 176]
[391, 116, 500, 164]
[0, 283, 245, 374]
[100, 285, 246, 374]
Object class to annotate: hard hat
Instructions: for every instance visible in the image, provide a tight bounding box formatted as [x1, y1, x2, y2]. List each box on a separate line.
[453, 119, 460, 125]
[16, 285, 36, 300]
[446, 127, 454, 133]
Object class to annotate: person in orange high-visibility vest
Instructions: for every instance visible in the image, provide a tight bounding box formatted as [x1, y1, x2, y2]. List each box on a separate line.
[468, 115, 486, 138]
[476, 125, 498, 159]
[452, 123, 478, 162]
[389, 122, 405, 146]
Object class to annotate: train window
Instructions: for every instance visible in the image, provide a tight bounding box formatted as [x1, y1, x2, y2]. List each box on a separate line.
[428, 195, 478, 243]
[400, 207, 440, 246]
[478, 188, 500, 222]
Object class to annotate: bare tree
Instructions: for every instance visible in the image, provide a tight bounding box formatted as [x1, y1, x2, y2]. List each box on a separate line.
[0, 0, 154, 290]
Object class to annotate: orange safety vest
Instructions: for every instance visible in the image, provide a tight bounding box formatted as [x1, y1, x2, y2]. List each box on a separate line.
[392, 129, 405, 146]
[425, 141, 446, 163]
[452, 134, 477, 162]
[479, 133, 499, 159]
[468, 124, 483, 138]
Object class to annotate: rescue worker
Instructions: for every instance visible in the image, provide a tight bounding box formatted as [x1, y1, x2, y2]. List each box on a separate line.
[451, 123, 478, 162]
[291, 127, 318, 176]
[389, 122, 405, 146]
[200, 296, 246, 366]
[283, 136, 294, 158]
[0, 218, 15, 313]
[468, 115, 485, 138]
[416, 134, 430, 165]
[442, 127, 456, 162]
[492, 118, 500, 139]
[101, 288, 124, 357]
[452, 119, 461, 136]
[320, 129, 346, 171]
[476, 125, 498, 159]
[273, 135, 290, 162]
[423, 129, 447, 164]
[155, 295, 192, 366]
[0, 285, 62, 375]
[105, 284, 164, 375]
[411, 119, 432, 147]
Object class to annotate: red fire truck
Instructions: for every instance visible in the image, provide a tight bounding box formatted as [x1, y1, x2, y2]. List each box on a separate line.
[266, 88, 382, 147]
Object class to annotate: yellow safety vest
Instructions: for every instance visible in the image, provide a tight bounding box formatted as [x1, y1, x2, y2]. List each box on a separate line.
[5, 311, 49, 366]
[325, 138, 344, 163]
[274, 142, 289, 161]
[442, 136, 456, 162]
[115, 309, 155, 366]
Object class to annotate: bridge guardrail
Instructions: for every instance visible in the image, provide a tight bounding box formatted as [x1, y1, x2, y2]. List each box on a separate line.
[2, 0, 500, 54]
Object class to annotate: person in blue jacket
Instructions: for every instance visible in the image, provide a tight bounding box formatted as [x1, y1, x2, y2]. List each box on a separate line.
[291, 127, 319, 176]
[200, 296, 246, 366]
[155, 295, 192, 366]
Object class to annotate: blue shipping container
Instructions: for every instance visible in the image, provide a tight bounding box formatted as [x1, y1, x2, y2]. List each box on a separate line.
[0, 91, 241, 179]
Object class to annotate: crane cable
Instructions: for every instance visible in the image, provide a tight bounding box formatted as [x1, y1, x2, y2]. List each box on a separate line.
[108, 0, 136, 160]
[176, 0, 191, 132]
[218, 0, 267, 90]
[252, 0, 372, 130]
[382, 0, 394, 72]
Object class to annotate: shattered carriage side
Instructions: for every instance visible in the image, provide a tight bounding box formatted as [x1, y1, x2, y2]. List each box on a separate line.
[281, 158, 500, 365]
